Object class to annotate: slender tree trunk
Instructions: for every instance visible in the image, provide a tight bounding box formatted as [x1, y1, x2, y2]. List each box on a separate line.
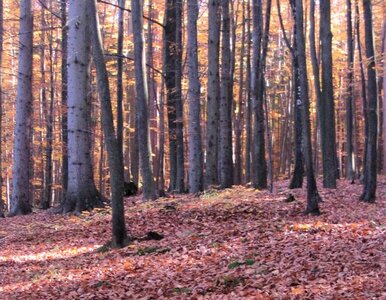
[234, 0, 246, 186]
[346, 0, 355, 181]
[0, 0, 4, 217]
[294, 0, 321, 214]
[219, 0, 233, 188]
[320, 0, 337, 188]
[9, 0, 33, 216]
[187, 0, 203, 193]
[383, 21, 386, 174]
[360, 0, 378, 202]
[245, 0, 252, 183]
[205, 0, 220, 187]
[88, 0, 127, 247]
[60, 0, 68, 205]
[131, 0, 156, 200]
[252, 0, 267, 189]
[117, 0, 125, 165]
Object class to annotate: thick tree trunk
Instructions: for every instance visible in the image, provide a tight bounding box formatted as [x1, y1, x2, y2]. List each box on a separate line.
[320, 0, 338, 188]
[346, 0, 355, 181]
[131, 0, 156, 200]
[88, 0, 127, 247]
[64, 0, 103, 213]
[205, 0, 220, 187]
[9, 0, 33, 216]
[219, 0, 233, 188]
[294, 0, 321, 214]
[360, 0, 378, 202]
[187, 0, 203, 193]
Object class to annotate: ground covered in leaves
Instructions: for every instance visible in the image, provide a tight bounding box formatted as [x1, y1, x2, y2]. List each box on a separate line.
[0, 179, 385, 299]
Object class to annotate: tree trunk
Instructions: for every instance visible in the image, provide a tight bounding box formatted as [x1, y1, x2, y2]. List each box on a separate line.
[252, 0, 267, 189]
[131, 0, 156, 200]
[0, 0, 3, 217]
[187, 0, 204, 193]
[346, 0, 355, 181]
[9, 0, 33, 216]
[205, 0, 220, 187]
[117, 0, 125, 166]
[64, 0, 103, 213]
[383, 21, 386, 174]
[61, 0, 68, 205]
[360, 0, 378, 202]
[88, 0, 128, 247]
[320, 0, 337, 188]
[219, 0, 233, 188]
[294, 0, 321, 214]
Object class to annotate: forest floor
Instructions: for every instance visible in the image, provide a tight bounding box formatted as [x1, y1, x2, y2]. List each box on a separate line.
[0, 179, 385, 299]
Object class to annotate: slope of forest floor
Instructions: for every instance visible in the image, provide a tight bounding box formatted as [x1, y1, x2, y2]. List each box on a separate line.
[0, 179, 385, 299]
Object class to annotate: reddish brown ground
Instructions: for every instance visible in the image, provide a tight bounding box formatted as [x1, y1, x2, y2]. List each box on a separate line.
[0, 179, 385, 299]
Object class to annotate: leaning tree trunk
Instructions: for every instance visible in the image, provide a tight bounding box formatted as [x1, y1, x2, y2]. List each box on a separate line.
[360, 0, 378, 202]
[64, 0, 103, 213]
[88, 0, 127, 247]
[131, 0, 156, 200]
[187, 0, 203, 193]
[219, 0, 233, 188]
[294, 0, 321, 214]
[205, 0, 220, 187]
[346, 0, 355, 181]
[320, 0, 337, 188]
[9, 0, 33, 216]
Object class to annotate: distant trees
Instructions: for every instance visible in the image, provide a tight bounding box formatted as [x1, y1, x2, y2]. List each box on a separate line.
[9, 0, 33, 216]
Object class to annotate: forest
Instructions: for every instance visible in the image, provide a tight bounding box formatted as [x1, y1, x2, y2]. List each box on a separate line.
[0, 0, 385, 298]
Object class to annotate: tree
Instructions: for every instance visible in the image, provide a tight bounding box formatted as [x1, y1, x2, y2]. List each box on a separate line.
[164, 0, 185, 192]
[206, 0, 220, 187]
[346, 0, 355, 181]
[9, 0, 33, 216]
[320, 0, 338, 188]
[252, 0, 267, 189]
[131, 0, 156, 200]
[87, 0, 127, 247]
[219, 0, 233, 188]
[187, 0, 204, 193]
[0, 0, 3, 217]
[360, 0, 378, 202]
[294, 0, 321, 214]
[63, 0, 103, 213]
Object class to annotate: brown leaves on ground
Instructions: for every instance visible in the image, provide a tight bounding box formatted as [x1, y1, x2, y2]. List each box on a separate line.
[0, 179, 385, 299]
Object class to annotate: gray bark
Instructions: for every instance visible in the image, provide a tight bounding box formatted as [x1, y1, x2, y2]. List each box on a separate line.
[9, 0, 33, 216]
[117, 0, 125, 166]
[88, 0, 128, 247]
[0, 0, 3, 217]
[187, 0, 204, 193]
[131, 0, 156, 200]
[205, 0, 220, 187]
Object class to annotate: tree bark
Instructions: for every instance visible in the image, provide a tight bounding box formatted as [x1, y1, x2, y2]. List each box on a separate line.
[205, 0, 220, 187]
[187, 0, 204, 193]
[117, 0, 125, 166]
[131, 0, 156, 200]
[320, 0, 338, 188]
[9, 0, 33, 216]
[294, 0, 321, 214]
[360, 0, 378, 202]
[88, 0, 128, 247]
[0, 0, 4, 217]
[219, 0, 233, 188]
[346, 0, 355, 181]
